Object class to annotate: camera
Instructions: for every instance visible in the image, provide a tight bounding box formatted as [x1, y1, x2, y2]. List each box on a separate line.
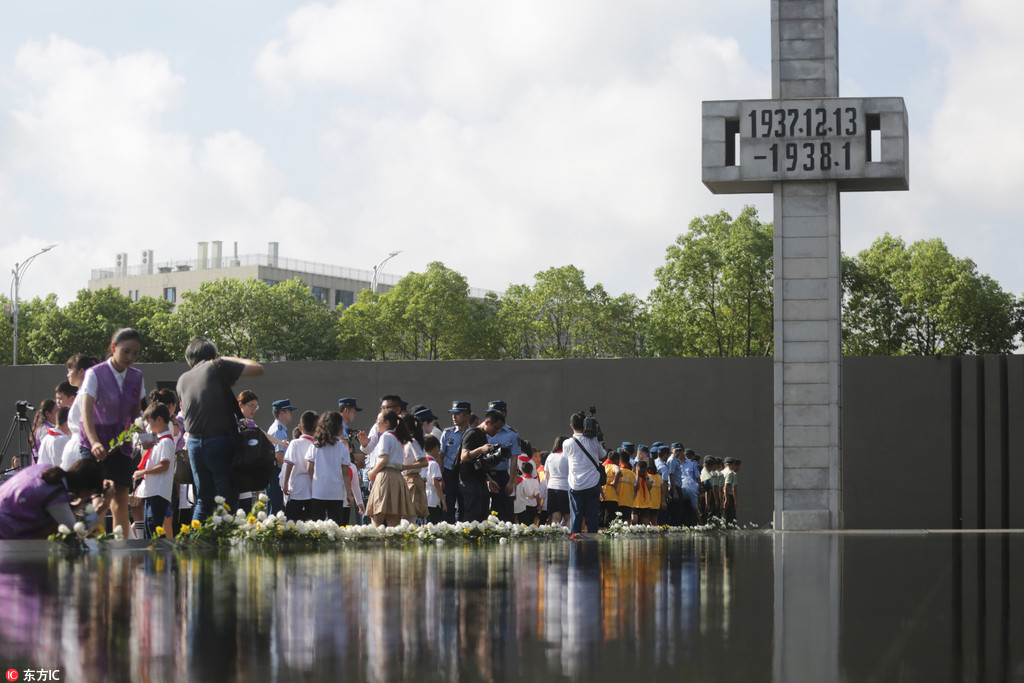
[583, 406, 603, 442]
[15, 400, 34, 420]
[471, 445, 512, 472]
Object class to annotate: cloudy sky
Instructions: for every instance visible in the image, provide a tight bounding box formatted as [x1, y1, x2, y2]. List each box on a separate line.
[2, 0, 1022, 304]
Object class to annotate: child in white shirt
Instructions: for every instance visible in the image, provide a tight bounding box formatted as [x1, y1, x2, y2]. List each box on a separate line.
[132, 402, 176, 539]
[283, 411, 318, 521]
[37, 407, 71, 467]
[421, 435, 446, 524]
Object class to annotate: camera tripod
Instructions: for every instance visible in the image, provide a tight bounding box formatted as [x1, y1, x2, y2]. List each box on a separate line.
[1, 409, 34, 473]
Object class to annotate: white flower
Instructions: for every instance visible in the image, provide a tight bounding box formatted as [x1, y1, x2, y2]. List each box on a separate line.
[84, 504, 96, 515]
[57, 524, 71, 535]
[134, 417, 146, 429]
[113, 525, 124, 540]
[256, 511, 267, 521]
[214, 496, 226, 505]
[73, 522, 87, 536]
[258, 493, 269, 503]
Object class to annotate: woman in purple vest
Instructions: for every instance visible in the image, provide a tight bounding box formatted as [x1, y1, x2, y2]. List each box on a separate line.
[0, 458, 112, 539]
[79, 327, 144, 536]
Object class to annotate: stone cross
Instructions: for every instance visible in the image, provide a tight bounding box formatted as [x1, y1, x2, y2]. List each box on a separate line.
[701, 0, 909, 530]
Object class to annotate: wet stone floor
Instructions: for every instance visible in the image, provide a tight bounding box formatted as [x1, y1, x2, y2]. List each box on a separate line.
[0, 532, 1021, 682]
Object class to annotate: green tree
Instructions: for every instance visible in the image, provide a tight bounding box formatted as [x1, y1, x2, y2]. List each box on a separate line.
[496, 265, 639, 358]
[27, 288, 136, 363]
[175, 277, 338, 360]
[337, 262, 496, 360]
[132, 296, 183, 363]
[648, 206, 773, 357]
[843, 234, 1019, 355]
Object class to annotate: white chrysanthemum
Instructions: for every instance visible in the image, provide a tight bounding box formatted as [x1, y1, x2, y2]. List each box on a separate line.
[258, 492, 269, 503]
[73, 521, 87, 536]
[214, 496, 226, 505]
[57, 524, 71, 535]
[256, 511, 267, 521]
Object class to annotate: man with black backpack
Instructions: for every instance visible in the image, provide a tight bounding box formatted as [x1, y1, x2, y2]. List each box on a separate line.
[176, 338, 264, 521]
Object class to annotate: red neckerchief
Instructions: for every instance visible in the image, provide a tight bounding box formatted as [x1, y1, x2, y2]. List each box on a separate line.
[602, 458, 614, 466]
[45, 428, 63, 437]
[138, 433, 173, 472]
[638, 473, 649, 495]
[300, 434, 314, 442]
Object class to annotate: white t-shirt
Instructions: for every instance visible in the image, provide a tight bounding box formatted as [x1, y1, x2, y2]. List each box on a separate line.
[283, 435, 315, 501]
[423, 458, 443, 508]
[404, 440, 426, 468]
[136, 431, 175, 501]
[67, 392, 83, 437]
[376, 432, 405, 471]
[544, 451, 569, 491]
[80, 358, 127, 396]
[37, 430, 69, 467]
[306, 439, 352, 502]
[514, 476, 540, 514]
[347, 464, 364, 509]
[562, 435, 605, 491]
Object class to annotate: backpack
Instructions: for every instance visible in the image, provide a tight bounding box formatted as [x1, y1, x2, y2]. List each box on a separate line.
[231, 426, 276, 492]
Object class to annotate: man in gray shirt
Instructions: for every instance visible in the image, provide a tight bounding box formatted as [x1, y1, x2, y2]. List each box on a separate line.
[176, 338, 263, 520]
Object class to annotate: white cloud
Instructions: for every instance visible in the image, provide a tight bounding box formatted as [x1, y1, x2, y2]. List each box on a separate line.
[257, 1, 769, 295]
[2, 35, 322, 302]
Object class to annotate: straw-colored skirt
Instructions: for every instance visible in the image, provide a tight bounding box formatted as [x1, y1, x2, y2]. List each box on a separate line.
[404, 471, 429, 518]
[366, 468, 415, 518]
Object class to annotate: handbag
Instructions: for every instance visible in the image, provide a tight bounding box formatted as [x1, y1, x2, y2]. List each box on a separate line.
[573, 437, 607, 488]
[173, 449, 195, 486]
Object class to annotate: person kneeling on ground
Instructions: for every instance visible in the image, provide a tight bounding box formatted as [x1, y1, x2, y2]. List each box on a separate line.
[0, 459, 113, 539]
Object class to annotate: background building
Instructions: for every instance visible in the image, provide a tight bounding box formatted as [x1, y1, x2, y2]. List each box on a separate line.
[89, 241, 491, 309]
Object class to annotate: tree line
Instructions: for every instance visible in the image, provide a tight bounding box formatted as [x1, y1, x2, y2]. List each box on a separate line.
[3, 206, 1020, 364]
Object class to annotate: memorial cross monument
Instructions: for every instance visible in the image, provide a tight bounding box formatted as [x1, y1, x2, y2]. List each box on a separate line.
[702, 0, 908, 530]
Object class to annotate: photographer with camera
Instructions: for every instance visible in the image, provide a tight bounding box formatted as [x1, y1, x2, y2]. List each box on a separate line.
[459, 410, 509, 522]
[563, 408, 607, 535]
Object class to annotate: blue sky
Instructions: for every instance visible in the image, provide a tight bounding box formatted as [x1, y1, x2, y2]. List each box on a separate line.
[2, 0, 1022, 305]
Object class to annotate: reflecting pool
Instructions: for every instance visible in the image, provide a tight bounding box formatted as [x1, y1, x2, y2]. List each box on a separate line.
[0, 532, 1021, 682]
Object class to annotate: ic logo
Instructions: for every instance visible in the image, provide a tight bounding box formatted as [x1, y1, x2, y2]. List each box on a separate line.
[6, 669, 18, 682]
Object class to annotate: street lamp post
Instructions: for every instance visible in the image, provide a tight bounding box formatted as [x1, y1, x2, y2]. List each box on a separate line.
[11, 244, 57, 366]
[371, 250, 401, 294]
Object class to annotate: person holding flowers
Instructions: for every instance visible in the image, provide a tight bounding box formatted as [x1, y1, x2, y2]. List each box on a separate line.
[0, 458, 113, 539]
[78, 327, 144, 537]
[131, 402, 176, 539]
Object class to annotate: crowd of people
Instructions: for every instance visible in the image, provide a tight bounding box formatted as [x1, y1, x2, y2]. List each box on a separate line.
[0, 329, 743, 539]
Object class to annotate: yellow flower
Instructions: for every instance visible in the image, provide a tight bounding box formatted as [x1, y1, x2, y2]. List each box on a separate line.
[222, 502, 232, 512]
[180, 524, 190, 535]
[247, 516, 256, 525]
[154, 526, 165, 537]
[191, 519, 201, 530]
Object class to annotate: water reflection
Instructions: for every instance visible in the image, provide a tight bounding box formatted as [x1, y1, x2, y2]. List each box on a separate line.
[0, 533, 1020, 682]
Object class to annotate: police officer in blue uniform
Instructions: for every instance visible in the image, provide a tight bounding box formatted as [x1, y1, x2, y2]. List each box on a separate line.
[484, 400, 521, 522]
[266, 398, 296, 515]
[440, 401, 471, 523]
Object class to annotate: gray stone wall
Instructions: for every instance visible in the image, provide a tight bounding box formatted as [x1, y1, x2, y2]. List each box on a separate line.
[2, 356, 1020, 529]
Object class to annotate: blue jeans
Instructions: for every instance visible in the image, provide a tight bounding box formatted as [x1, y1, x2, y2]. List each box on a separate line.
[188, 434, 237, 521]
[264, 464, 284, 515]
[569, 485, 601, 534]
[143, 495, 170, 539]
